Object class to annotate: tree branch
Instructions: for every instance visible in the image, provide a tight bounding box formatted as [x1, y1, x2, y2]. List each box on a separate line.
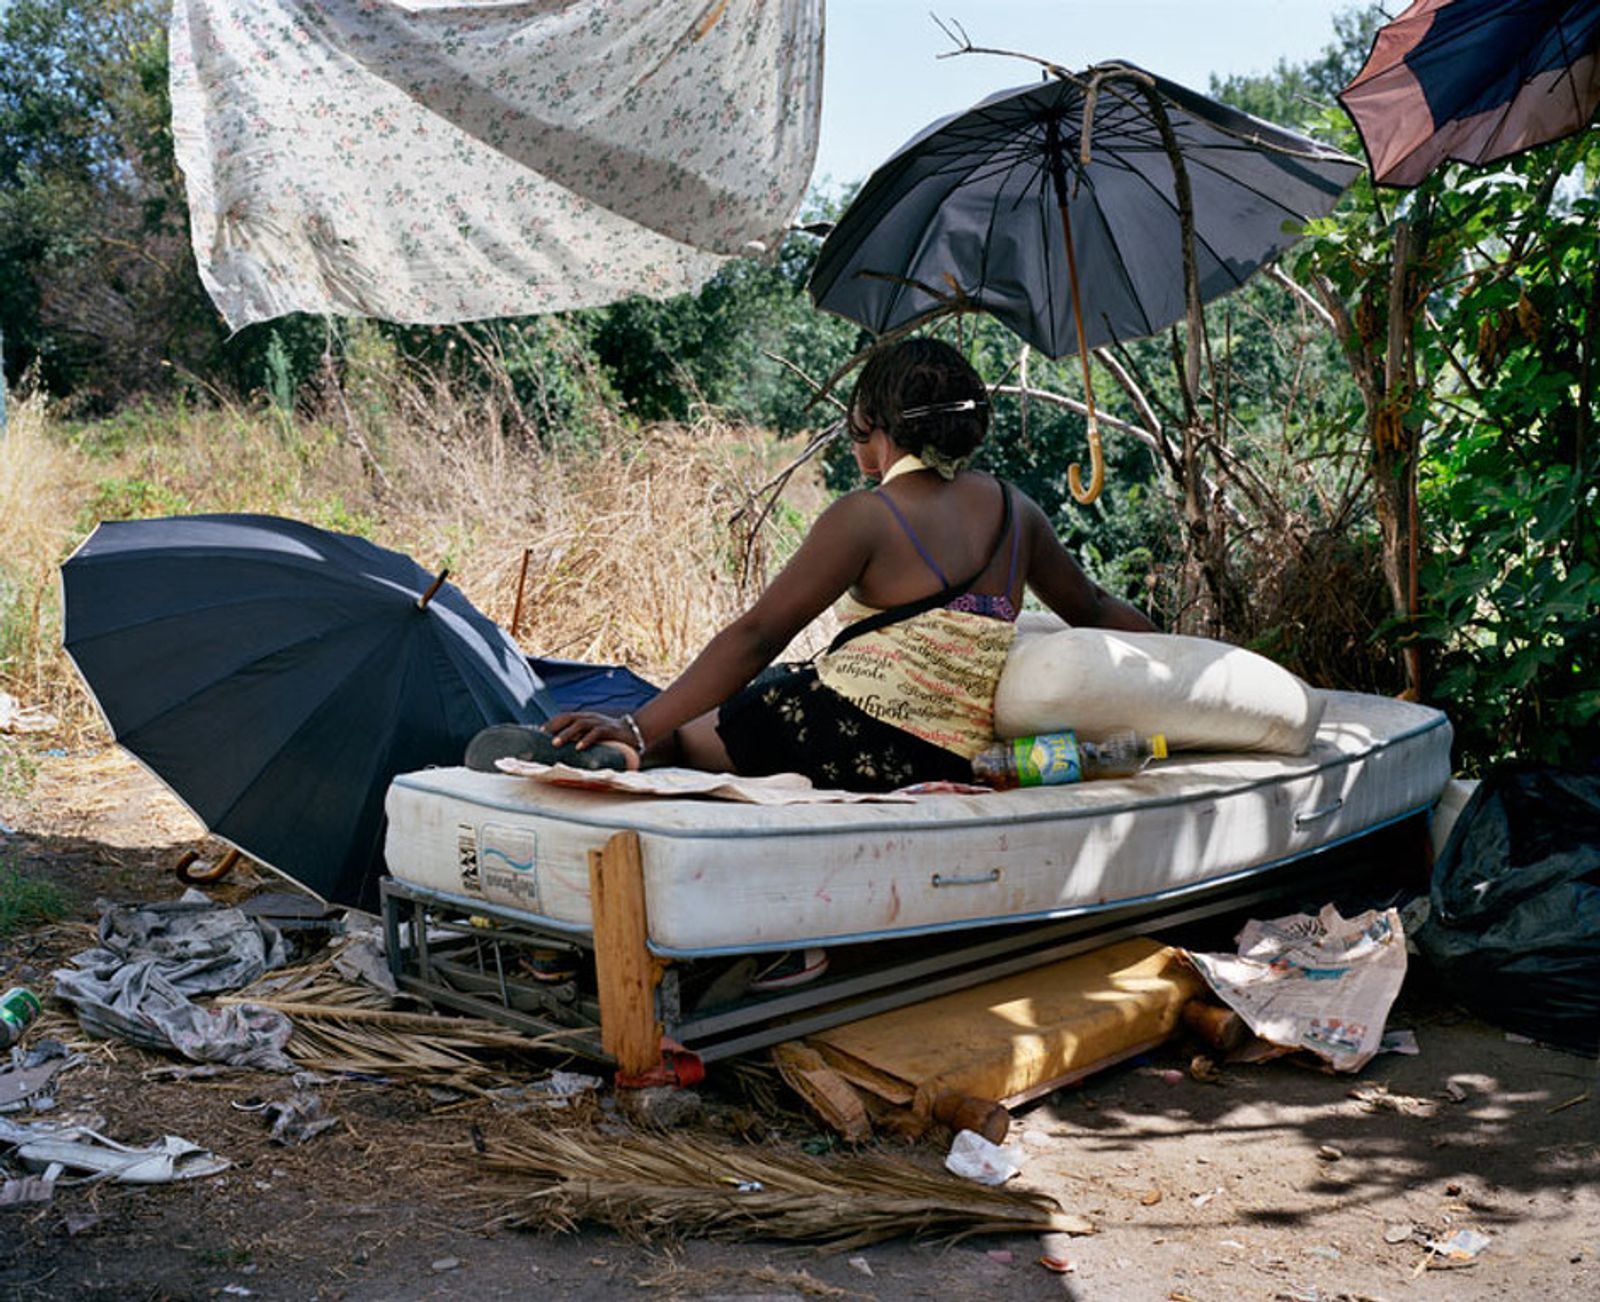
[1264, 264, 1337, 332]
[761, 350, 847, 412]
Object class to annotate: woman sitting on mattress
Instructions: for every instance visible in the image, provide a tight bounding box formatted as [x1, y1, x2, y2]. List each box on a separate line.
[468, 336, 1155, 794]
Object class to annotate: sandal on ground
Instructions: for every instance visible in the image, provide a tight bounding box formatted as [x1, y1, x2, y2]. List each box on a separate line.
[465, 723, 632, 774]
[748, 948, 829, 993]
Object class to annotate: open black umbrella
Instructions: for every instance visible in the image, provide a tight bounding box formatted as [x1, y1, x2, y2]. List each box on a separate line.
[1340, 0, 1600, 188]
[809, 62, 1361, 498]
[62, 514, 556, 912]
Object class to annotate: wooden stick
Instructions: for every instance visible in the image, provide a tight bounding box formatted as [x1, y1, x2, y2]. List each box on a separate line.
[1045, 124, 1104, 506]
[510, 546, 534, 640]
[415, 567, 449, 611]
[932, 1092, 1010, 1145]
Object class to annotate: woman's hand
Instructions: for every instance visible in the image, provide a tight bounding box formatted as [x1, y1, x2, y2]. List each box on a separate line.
[545, 710, 636, 754]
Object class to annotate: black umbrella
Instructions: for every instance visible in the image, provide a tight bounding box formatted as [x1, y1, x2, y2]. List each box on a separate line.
[809, 62, 1361, 498]
[1339, 0, 1600, 188]
[61, 514, 557, 912]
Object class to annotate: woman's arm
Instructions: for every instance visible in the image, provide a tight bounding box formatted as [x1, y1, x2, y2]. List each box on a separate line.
[549, 492, 882, 749]
[1021, 493, 1158, 632]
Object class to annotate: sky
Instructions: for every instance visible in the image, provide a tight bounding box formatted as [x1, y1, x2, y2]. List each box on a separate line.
[814, 0, 1364, 191]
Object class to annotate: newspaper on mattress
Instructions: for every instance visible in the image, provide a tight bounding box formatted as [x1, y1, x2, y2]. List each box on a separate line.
[382, 691, 1451, 956]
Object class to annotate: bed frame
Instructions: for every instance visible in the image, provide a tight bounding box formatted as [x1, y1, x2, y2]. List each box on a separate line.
[380, 810, 1430, 1085]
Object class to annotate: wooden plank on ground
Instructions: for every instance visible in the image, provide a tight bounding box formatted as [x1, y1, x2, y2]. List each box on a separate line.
[809, 936, 1203, 1117]
[771, 1042, 872, 1142]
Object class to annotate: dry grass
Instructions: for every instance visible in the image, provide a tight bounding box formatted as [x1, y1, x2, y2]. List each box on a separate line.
[18, 746, 203, 843]
[226, 946, 592, 1090]
[0, 359, 830, 751]
[0, 392, 104, 734]
[473, 1122, 1089, 1250]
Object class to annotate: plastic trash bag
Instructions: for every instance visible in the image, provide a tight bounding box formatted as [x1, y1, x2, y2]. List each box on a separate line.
[1417, 768, 1600, 1056]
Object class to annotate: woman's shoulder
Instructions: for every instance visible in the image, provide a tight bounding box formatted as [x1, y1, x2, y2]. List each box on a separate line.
[811, 487, 891, 536]
[960, 470, 1042, 511]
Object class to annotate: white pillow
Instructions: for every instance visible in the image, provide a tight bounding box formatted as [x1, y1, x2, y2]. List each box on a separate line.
[994, 617, 1326, 755]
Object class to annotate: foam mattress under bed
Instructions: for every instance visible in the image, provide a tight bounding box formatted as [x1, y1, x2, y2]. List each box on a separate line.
[383, 691, 1451, 957]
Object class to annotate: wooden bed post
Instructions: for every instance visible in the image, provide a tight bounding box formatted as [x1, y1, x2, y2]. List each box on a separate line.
[588, 830, 663, 1079]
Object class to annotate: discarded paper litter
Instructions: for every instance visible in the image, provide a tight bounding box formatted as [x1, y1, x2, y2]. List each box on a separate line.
[0, 692, 57, 735]
[1184, 905, 1407, 1072]
[945, 1128, 1019, 1185]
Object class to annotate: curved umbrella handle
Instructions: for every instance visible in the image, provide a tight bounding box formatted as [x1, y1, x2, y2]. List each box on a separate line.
[173, 845, 243, 886]
[1050, 160, 1105, 508]
[1068, 423, 1105, 504]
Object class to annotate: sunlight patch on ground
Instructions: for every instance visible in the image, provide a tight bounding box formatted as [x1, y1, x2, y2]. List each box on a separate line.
[24, 747, 203, 848]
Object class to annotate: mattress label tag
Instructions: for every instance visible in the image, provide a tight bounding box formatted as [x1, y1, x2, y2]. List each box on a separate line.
[479, 822, 540, 911]
[456, 823, 480, 893]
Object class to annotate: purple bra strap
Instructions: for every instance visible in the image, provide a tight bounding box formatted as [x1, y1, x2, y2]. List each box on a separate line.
[873, 489, 951, 587]
[874, 481, 1020, 602]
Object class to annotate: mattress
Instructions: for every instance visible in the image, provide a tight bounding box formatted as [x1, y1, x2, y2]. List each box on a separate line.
[383, 691, 1451, 956]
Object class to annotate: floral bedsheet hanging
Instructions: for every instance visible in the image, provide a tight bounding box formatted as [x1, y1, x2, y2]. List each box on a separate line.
[169, 1, 825, 331]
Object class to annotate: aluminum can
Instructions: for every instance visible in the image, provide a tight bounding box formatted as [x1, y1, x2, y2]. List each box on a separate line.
[0, 987, 42, 1048]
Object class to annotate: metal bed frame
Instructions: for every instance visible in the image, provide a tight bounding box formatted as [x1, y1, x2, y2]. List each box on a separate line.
[381, 810, 1427, 1083]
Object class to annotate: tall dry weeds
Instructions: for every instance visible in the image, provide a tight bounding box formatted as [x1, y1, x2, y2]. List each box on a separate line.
[0, 360, 830, 748]
[0, 391, 104, 731]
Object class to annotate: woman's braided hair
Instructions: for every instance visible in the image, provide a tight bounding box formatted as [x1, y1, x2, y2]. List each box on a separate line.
[849, 337, 989, 479]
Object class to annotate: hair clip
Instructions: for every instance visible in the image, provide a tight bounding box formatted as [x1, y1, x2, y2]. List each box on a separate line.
[899, 398, 989, 419]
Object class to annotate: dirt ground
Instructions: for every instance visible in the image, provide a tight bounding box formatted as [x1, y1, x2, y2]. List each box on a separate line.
[1, 748, 1597, 1302]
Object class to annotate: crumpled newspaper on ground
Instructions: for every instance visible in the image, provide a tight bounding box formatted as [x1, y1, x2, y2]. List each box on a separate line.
[52, 891, 294, 1071]
[1184, 904, 1407, 1072]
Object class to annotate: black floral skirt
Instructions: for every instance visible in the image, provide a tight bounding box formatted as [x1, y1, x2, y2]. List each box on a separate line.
[715, 662, 973, 792]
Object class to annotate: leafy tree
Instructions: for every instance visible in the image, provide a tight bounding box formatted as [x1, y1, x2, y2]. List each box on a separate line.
[585, 193, 858, 432]
[1409, 139, 1600, 767]
[1285, 110, 1599, 766]
[1, 0, 196, 402]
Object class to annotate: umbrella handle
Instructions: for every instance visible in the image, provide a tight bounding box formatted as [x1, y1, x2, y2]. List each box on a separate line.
[1053, 186, 1105, 506]
[173, 845, 243, 885]
[1068, 425, 1105, 504]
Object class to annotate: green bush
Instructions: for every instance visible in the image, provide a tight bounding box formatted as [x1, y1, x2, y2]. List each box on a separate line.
[79, 475, 191, 528]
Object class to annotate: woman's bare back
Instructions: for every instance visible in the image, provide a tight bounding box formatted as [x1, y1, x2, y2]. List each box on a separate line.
[850, 470, 1021, 610]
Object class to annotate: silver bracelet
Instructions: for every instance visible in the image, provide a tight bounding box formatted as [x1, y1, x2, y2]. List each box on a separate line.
[620, 712, 646, 752]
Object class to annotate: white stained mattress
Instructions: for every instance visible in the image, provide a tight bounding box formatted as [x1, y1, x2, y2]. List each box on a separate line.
[383, 692, 1451, 956]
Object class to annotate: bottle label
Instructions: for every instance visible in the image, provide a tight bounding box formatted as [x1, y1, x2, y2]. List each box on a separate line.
[0, 989, 40, 1045]
[1013, 731, 1081, 786]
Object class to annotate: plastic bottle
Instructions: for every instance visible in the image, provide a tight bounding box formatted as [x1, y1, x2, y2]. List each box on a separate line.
[0, 987, 41, 1049]
[971, 729, 1167, 788]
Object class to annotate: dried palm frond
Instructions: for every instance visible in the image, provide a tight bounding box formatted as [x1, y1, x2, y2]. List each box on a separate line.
[224, 957, 590, 1090]
[233, 951, 396, 1011]
[474, 1123, 1091, 1250]
[268, 1008, 582, 1091]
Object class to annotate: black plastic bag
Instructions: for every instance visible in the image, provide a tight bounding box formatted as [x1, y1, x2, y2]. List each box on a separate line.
[1417, 768, 1600, 1056]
